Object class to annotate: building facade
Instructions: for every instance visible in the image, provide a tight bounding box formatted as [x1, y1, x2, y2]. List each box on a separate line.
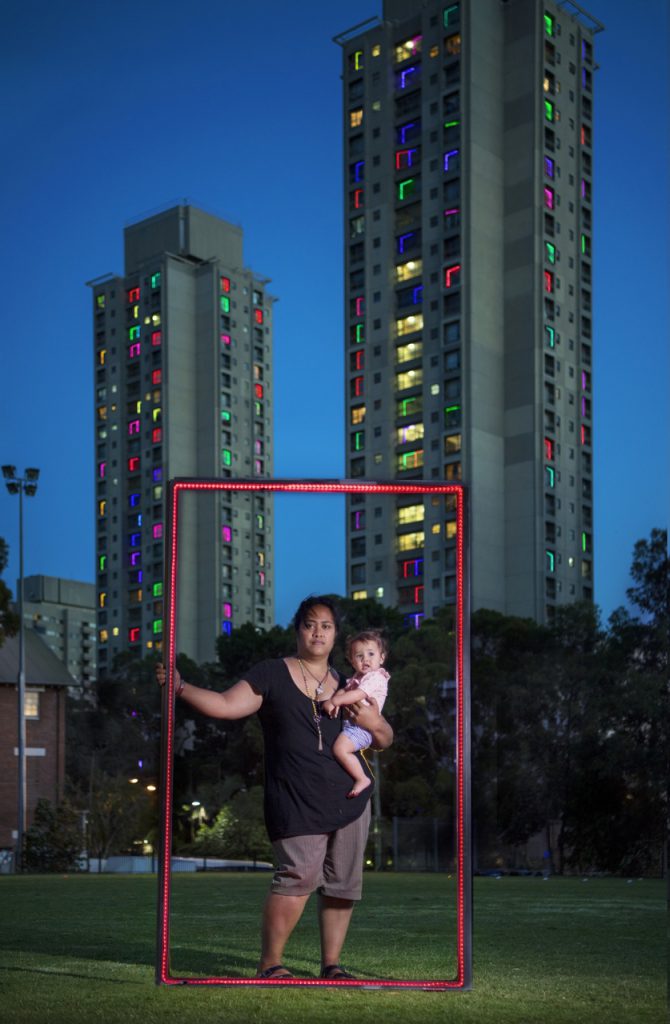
[89, 205, 275, 670]
[338, 0, 600, 624]
[20, 575, 96, 686]
[0, 631, 72, 848]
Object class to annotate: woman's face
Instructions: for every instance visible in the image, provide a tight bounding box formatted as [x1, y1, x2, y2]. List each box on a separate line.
[296, 604, 337, 660]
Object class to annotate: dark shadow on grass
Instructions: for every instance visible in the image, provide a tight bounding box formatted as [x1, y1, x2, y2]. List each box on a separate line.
[0, 964, 145, 985]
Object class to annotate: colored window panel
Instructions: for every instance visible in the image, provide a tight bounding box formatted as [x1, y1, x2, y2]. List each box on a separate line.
[221, 276, 231, 293]
[153, 582, 163, 597]
[152, 331, 162, 347]
[128, 456, 140, 472]
[152, 427, 162, 444]
[445, 264, 461, 288]
[254, 308, 264, 324]
[152, 369, 162, 384]
[222, 449, 232, 466]
[151, 272, 161, 288]
[444, 4, 459, 27]
[255, 383, 264, 399]
[128, 287, 140, 303]
[129, 627, 140, 643]
[220, 295, 230, 313]
[222, 525, 232, 543]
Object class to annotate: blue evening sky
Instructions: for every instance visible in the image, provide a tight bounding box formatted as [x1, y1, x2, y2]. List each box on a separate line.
[1, 0, 667, 629]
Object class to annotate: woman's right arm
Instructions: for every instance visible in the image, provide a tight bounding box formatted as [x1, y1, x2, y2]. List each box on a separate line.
[156, 664, 262, 720]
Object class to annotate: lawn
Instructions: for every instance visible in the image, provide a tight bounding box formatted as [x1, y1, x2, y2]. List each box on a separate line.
[0, 872, 665, 1024]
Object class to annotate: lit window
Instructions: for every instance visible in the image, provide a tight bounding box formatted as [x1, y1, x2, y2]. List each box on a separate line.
[544, 186, 555, 210]
[255, 383, 264, 400]
[351, 406, 366, 425]
[445, 433, 461, 454]
[220, 295, 230, 314]
[394, 35, 422, 63]
[99, 592, 106, 608]
[372, 44, 380, 57]
[544, 12, 554, 37]
[544, 270, 554, 293]
[445, 33, 461, 55]
[222, 525, 232, 543]
[545, 242, 556, 264]
[395, 259, 422, 282]
[96, 294, 105, 310]
[98, 500, 106, 517]
[397, 504, 424, 524]
[221, 276, 231, 293]
[396, 368, 423, 391]
[446, 521, 458, 540]
[397, 531, 425, 551]
[254, 308, 264, 325]
[396, 341, 423, 364]
[396, 422, 424, 444]
[99, 629, 109, 644]
[545, 99, 554, 122]
[544, 156, 554, 178]
[222, 449, 232, 467]
[350, 108, 363, 128]
[396, 313, 423, 336]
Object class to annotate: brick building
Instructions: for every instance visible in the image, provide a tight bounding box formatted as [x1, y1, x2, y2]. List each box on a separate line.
[0, 631, 76, 850]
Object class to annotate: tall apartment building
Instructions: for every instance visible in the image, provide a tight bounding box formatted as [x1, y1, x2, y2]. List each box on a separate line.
[89, 205, 275, 671]
[20, 575, 96, 686]
[338, 0, 600, 624]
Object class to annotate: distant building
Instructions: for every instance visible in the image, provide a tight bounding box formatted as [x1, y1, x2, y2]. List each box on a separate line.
[88, 204, 275, 670]
[337, 0, 600, 624]
[20, 575, 96, 686]
[0, 631, 76, 847]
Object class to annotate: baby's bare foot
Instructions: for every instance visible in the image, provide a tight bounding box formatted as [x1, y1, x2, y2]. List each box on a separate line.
[347, 778, 372, 799]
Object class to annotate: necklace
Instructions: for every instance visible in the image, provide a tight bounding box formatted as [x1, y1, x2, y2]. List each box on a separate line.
[297, 658, 331, 695]
[297, 658, 326, 751]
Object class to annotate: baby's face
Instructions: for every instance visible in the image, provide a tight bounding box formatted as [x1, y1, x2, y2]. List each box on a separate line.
[349, 640, 384, 674]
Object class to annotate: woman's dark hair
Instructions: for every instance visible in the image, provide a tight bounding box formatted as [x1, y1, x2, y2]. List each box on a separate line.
[292, 595, 341, 634]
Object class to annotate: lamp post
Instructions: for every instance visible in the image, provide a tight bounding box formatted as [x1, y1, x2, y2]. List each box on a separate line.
[2, 465, 40, 872]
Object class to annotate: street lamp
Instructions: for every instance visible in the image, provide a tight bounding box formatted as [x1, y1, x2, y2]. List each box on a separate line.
[2, 464, 40, 872]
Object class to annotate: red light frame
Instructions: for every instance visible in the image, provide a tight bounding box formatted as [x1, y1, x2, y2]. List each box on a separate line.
[156, 478, 471, 990]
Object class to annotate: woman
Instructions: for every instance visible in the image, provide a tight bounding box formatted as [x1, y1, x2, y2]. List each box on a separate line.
[157, 595, 393, 980]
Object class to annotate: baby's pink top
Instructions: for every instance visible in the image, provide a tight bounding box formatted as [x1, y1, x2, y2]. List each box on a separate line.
[344, 667, 390, 713]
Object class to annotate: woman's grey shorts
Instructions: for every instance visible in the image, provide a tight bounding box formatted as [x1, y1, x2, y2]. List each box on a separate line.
[270, 802, 371, 901]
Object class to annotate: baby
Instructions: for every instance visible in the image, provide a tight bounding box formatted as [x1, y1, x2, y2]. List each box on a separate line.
[322, 629, 390, 798]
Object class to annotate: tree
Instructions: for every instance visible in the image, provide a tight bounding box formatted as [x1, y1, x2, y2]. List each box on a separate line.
[0, 537, 18, 648]
[23, 798, 83, 872]
[191, 786, 273, 862]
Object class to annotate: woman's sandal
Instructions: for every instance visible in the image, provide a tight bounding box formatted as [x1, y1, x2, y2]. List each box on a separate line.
[257, 964, 294, 979]
[320, 964, 356, 980]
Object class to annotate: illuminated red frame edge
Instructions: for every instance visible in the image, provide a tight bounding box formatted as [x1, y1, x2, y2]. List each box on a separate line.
[156, 478, 471, 990]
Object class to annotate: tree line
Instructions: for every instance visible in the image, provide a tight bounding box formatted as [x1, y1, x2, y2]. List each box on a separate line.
[6, 529, 667, 875]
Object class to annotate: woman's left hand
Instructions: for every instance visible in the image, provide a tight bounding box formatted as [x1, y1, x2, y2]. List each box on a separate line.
[345, 695, 380, 729]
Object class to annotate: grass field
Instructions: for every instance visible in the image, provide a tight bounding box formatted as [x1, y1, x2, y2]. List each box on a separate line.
[0, 872, 665, 1024]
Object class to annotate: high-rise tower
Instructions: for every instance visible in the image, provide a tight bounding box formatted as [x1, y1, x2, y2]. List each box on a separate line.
[338, 0, 600, 624]
[89, 204, 275, 670]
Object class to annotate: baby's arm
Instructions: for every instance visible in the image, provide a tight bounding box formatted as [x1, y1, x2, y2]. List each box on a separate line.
[330, 686, 368, 708]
